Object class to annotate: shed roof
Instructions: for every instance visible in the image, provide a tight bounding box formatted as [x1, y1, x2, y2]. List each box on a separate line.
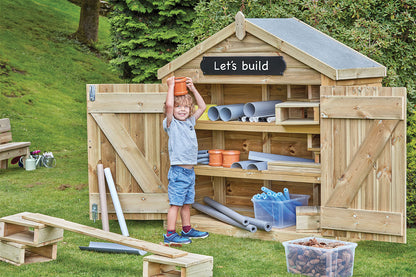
[158, 13, 386, 81]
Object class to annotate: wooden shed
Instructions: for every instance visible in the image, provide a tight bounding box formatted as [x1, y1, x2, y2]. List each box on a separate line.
[87, 13, 406, 243]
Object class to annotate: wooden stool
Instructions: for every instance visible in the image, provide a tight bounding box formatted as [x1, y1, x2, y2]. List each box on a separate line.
[0, 212, 63, 247]
[143, 253, 213, 277]
[0, 240, 57, 266]
[0, 212, 63, 266]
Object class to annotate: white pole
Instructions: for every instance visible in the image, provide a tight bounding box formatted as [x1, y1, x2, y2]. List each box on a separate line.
[97, 164, 110, 232]
[104, 168, 129, 237]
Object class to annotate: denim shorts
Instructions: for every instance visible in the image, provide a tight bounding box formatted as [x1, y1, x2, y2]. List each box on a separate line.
[167, 165, 195, 206]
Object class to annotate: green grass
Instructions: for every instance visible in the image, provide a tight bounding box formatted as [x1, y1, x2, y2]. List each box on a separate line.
[0, 0, 415, 276]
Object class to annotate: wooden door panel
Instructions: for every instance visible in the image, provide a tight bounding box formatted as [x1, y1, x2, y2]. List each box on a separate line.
[87, 84, 169, 220]
[320, 86, 406, 243]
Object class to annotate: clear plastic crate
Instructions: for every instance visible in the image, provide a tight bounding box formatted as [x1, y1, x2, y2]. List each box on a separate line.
[282, 237, 357, 277]
[252, 194, 310, 228]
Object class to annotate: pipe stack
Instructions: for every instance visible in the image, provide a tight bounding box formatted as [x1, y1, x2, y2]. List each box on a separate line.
[192, 197, 273, 233]
[197, 150, 209, 165]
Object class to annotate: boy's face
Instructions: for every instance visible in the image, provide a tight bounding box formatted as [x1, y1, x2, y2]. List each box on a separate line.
[173, 103, 190, 121]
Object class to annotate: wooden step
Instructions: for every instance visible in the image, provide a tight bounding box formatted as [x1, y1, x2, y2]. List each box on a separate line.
[0, 212, 63, 247]
[143, 253, 213, 277]
[0, 240, 57, 266]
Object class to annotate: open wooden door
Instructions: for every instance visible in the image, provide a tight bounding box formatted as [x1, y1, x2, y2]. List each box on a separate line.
[87, 84, 169, 220]
[320, 86, 407, 243]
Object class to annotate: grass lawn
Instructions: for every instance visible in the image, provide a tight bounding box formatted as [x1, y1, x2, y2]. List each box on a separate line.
[0, 0, 415, 276]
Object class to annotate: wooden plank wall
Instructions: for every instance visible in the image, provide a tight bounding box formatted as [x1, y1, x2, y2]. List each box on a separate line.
[320, 86, 406, 243]
[87, 84, 169, 220]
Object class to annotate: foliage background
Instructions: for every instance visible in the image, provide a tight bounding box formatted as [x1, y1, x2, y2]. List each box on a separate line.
[109, 0, 416, 226]
[108, 0, 198, 83]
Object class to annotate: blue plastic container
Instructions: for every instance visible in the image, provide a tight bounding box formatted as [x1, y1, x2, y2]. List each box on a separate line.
[251, 194, 310, 228]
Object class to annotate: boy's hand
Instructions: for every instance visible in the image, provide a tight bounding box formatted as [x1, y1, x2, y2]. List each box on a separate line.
[186, 77, 196, 92]
[167, 76, 175, 89]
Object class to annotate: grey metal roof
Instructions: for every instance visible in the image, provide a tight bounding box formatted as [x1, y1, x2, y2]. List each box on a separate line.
[246, 18, 384, 70]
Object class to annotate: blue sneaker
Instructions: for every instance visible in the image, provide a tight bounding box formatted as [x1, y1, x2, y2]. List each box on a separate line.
[181, 228, 209, 239]
[163, 233, 192, 245]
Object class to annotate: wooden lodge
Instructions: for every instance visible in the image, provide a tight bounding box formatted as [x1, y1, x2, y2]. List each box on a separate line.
[87, 12, 407, 243]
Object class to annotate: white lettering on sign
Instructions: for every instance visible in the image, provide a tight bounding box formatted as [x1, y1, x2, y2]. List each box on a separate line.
[214, 61, 237, 71]
[242, 60, 269, 71]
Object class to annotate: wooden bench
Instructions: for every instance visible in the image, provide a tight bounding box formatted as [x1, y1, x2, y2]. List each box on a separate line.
[0, 118, 31, 169]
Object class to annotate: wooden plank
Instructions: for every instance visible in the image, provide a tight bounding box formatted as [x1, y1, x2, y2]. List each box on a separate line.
[88, 93, 166, 113]
[158, 23, 236, 79]
[144, 253, 213, 268]
[90, 193, 169, 213]
[325, 119, 399, 208]
[91, 113, 165, 193]
[194, 166, 320, 183]
[196, 121, 320, 134]
[296, 206, 321, 232]
[321, 96, 404, 120]
[321, 207, 403, 236]
[0, 118, 11, 133]
[22, 213, 188, 259]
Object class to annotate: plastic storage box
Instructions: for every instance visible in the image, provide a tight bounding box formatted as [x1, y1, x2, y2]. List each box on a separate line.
[282, 237, 357, 277]
[252, 194, 310, 228]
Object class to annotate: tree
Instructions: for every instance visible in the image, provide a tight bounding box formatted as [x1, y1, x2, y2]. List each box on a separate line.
[73, 0, 101, 45]
[108, 0, 198, 83]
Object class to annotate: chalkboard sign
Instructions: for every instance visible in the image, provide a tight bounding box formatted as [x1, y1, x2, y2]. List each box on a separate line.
[200, 56, 286, 75]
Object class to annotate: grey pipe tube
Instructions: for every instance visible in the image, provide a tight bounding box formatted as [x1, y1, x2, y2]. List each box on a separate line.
[231, 160, 260, 169]
[246, 217, 272, 232]
[246, 161, 268, 170]
[207, 106, 222, 121]
[203, 197, 250, 226]
[243, 100, 282, 117]
[248, 151, 314, 163]
[192, 202, 257, 232]
[219, 104, 245, 122]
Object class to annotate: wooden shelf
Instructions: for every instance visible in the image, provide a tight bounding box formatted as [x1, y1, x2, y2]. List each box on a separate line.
[275, 101, 320, 125]
[194, 165, 320, 183]
[195, 120, 320, 134]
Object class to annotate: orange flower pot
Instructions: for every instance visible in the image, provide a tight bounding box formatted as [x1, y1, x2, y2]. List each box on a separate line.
[208, 149, 224, 166]
[174, 77, 188, 96]
[222, 150, 240, 168]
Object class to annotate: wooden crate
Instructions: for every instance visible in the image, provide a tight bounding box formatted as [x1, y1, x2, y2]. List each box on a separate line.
[143, 253, 213, 277]
[275, 102, 320, 125]
[0, 212, 63, 247]
[0, 240, 57, 266]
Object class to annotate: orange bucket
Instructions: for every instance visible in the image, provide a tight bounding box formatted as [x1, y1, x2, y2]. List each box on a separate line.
[222, 150, 240, 168]
[174, 77, 188, 96]
[208, 149, 224, 166]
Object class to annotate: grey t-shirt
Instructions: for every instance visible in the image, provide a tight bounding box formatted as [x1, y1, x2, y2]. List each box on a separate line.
[163, 116, 198, 165]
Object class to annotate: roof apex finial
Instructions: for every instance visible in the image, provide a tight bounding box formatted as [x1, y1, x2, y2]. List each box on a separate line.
[235, 11, 246, 40]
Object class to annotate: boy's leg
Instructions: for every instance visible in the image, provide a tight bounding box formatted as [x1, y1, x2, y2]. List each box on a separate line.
[164, 205, 192, 244]
[167, 205, 180, 231]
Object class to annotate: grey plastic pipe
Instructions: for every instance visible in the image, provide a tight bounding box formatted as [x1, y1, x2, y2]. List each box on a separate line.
[219, 103, 245, 121]
[192, 202, 257, 232]
[246, 217, 272, 232]
[243, 100, 282, 117]
[246, 161, 268, 170]
[203, 197, 250, 226]
[248, 151, 314, 163]
[207, 106, 222, 121]
[230, 160, 259, 169]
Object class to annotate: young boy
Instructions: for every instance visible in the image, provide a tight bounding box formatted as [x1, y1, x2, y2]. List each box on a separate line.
[162, 76, 209, 244]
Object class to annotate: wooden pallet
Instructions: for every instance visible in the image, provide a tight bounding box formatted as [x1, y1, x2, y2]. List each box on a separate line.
[143, 253, 213, 277]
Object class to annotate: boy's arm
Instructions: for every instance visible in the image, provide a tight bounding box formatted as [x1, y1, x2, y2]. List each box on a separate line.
[165, 76, 175, 127]
[186, 77, 206, 120]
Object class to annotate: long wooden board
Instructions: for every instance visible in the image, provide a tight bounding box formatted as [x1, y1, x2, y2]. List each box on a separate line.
[22, 213, 187, 259]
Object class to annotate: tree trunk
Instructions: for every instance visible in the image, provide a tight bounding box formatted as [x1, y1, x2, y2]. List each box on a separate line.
[73, 0, 100, 45]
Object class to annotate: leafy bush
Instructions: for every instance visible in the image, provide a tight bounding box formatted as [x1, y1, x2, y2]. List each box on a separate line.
[108, 0, 198, 83]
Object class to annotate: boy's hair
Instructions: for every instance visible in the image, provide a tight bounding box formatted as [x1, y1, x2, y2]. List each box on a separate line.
[164, 94, 195, 117]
